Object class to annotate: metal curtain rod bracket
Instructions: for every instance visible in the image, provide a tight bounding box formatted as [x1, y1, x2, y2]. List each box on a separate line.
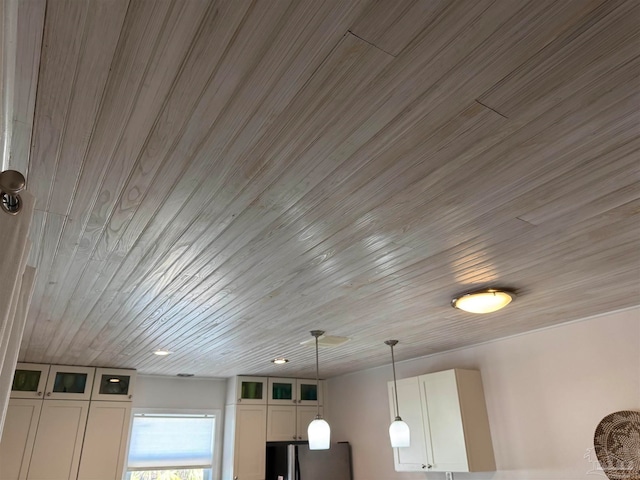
[0, 170, 26, 215]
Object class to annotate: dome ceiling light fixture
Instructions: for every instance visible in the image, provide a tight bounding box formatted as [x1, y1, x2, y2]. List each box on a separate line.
[152, 349, 172, 356]
[451, 288, 516, 314]
[271, 358, 289, 365]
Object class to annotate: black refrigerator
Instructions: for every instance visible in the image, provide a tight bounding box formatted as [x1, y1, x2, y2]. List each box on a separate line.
[265, 442, 353, 480]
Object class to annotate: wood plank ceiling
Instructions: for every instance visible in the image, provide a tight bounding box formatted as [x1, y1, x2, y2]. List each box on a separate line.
[8, 0, 639, 378]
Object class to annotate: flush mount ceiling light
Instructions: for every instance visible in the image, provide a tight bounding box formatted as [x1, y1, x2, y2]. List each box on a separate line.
[271, 358, 289, 365]
[152, 349, 172, 356]
[307, 330, 331, 450]
[451, 288, 515, 314]
[385, 340, 410, 448]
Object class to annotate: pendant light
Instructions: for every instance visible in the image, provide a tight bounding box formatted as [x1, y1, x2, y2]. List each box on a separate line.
[385, 340, 410, 448]
[307, 330, 330, 450]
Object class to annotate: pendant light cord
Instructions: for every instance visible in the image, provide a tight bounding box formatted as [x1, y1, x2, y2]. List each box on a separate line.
[315, 334, 321, 418]
[390, 343, 401, 420]
[310, 330, 325, 420]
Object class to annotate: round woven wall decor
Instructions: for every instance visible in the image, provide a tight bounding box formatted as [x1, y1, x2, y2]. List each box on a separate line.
[594, 410, 640, 480]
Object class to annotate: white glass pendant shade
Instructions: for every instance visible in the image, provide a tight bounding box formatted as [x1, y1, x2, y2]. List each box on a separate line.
[389, 417, 410, 448]
[307, 417, 331, 450]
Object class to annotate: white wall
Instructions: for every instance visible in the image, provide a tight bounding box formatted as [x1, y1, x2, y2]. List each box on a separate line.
[327, 307, 640, 480]
[133, 375, 227, 410]
[132, 375, 227, 479]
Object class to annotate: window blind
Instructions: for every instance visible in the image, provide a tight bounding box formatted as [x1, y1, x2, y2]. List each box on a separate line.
[127, 414, 215, 469]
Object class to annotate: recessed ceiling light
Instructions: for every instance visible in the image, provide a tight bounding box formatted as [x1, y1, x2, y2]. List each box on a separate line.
[452, 289, 515, 314]
[153, 349, 172, 356]
[272, 358, 289, 365]
[108, 378, 121, 383]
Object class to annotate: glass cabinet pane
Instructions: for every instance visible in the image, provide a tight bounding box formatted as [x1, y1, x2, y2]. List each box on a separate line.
[91, 368, 136, 401]
[98, 374, 130, 395]
[12, 369, 42, 392]
[11, 363, 50, 399]
[240, 381, 263, 400]
[272, 382, 293, 400]
[53, 372, 88, 394]
[299, 383, 317, 402]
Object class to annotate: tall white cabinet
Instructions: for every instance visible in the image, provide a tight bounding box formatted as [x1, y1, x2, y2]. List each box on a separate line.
[388, 368, 496, 473]
[77, 401, 133, 480]
[223, 377, 268, 480]
[222, 376, 325, 480]
[0, 399, 42, 480]
[223, 404, 268, 480]
[26, 400, 90, 480]
[0, 363, 135, 480]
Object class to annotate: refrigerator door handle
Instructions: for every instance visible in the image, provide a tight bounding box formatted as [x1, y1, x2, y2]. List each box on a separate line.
[287, 444, 296, 480]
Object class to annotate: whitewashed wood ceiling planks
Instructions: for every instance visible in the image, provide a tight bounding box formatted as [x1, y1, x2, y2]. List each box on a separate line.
[11, 0, 640, 378]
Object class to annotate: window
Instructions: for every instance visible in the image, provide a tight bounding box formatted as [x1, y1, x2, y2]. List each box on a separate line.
[126, 412, 216, 480]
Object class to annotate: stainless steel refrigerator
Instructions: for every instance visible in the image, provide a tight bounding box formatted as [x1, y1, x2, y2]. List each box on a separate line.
[265, 442, 352, 480]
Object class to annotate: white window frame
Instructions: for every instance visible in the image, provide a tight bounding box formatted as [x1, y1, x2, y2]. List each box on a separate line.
[125, 408, 223, 480]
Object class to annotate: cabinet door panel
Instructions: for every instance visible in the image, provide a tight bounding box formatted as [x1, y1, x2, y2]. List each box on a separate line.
[235, 376, 267, 405]
[388, 377, 429, 471]
[420, 370, 468, 471]
[267, 405, 297, 441]
[296, 406, 322, 441]
[91, 368, 136, 402]
[0, 399, 42, 480]
[234, 405, 267, 480]
[77, 402, 132, 480]
[27, 400, 89, 480]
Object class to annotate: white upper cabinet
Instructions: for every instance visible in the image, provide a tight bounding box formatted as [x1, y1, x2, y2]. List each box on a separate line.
[388, 369, 496, 473]
[10, 363, 49, 399]
[387, 376, 430, 471]
[45, 366, 95, 401]
[229, 376, 268, 405]
[420, 369, 495, 472]
[267, 377, 323, 405]
[91, 368, 136, 402]
[229, 376, 323, 406]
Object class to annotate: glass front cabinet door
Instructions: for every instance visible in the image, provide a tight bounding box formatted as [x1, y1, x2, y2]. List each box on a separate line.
[10, 363, 50, 399]
[268, 378, 296, 405]
[91, 368, 136, 401]
[235, 376, 268, 404]
[45, 365, 95, 400]
[296, 379, 321, 406]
